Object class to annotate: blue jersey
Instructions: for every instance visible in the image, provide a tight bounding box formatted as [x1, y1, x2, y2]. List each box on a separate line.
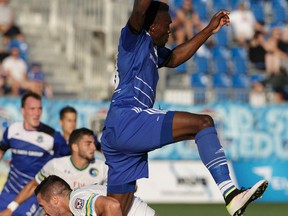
[101, 24, 174, 191]
[0, 122, 69, 195]
[107, 24, 171, 115]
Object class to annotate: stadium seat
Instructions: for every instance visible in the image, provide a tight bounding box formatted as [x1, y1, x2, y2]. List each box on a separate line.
[213, 27, 230, 46]
[211, 73, 232, 101]
[230, 46, 247, 60]
[213, 57, 230, 74]
[231, 74, 251, 102]
[194, 56, 210, 74]
[211, 45, 230, 59]
[190, 72, 209, 88]
[272, 6, 287, 23]
[193, 1, 209, 21]
[251, 2, 265, 23]
[173, 0, 183, 8]
[231, 58, 248, 74]
[231, 74, 251, 88]
[190, 72, 209, 103]
[174, 62, 188, 73]
[212, 0, 229, 12]
[271, 0, 287, 9]
[212, 73, 231, 88]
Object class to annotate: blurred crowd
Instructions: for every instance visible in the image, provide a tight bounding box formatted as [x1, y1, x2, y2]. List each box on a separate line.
[162, 0, 288, 105]
[0, 0, 52, 98]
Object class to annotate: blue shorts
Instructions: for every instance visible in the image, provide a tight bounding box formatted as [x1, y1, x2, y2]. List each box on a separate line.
[0, 189, 41, 215]
[101, 108, 175, 193]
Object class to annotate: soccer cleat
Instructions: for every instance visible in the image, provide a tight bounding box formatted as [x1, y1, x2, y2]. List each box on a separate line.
[226, 180, 268, 216]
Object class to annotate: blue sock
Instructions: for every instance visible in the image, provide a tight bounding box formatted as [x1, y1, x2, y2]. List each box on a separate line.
[195, 127, 236, 197]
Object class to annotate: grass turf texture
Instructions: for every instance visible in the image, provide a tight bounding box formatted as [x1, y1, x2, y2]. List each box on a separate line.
[149, 203, 287, 216]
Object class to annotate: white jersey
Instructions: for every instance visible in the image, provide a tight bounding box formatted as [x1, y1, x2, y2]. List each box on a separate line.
[69, 184, 155, 216]
[35, 156, 108, 188]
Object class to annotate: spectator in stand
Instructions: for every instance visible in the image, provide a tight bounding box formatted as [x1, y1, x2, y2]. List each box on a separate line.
[7, 32, 29, 64]
[26, 62, 53, 98]
[248, 31, 267, 70]
[2, 45, 28, 96]
[265, 27, 288, 76]
[249, 81, 267, 107]
[272, 86, 288, 103]
[170, 0, 204, 45]
[0, 0, 21, 39]
[0, 64, 8, 95]
[229, 2, 263, 47]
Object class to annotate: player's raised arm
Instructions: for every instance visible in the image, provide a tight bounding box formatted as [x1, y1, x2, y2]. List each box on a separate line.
[128, 0, 152, 33]
[166, 10, 230, 68]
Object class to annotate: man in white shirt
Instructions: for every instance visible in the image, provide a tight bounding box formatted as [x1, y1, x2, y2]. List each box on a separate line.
[2, 46, 27, 95]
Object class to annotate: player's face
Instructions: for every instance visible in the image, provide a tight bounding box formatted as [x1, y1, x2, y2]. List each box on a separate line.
[78, 135, 96, 161]
[37, 194, 71, 216]
[150, 11, 172, 47]
[21, 97, 42, 130]
[60, 112, 77, 136]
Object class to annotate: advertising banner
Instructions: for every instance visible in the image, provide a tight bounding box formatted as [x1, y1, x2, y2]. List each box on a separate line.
[135, 160, 236, 203]
[0, 98, 287, 202]
[232, 161, 288, 202]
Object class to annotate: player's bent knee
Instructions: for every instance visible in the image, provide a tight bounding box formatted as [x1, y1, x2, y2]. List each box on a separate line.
[199, 114, 214, 129]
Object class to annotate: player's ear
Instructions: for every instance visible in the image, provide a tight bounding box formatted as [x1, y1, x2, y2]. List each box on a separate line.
[20, 107, 24, 115]
[71, 143, 78, 152]
[149, 24, 157, 34]
[52, 195, 59, 205]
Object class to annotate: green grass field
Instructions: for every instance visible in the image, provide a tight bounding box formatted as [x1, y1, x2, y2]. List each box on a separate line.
[149, 203, 287, 216]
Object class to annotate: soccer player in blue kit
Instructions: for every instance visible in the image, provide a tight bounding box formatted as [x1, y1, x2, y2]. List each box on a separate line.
[101, 1, 268, 216]
[0, 91, 69, 215]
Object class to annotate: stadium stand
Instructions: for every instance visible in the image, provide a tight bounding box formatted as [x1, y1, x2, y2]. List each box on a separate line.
[167, 0, 288, 104]
[5, 0, 287, 104]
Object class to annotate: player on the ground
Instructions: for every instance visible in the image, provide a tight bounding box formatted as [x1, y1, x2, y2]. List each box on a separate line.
[35, 175, 156, 216]
[0, 128, 108, 216]
[101, 1, 268, 216]
[35, 175, 122, 216]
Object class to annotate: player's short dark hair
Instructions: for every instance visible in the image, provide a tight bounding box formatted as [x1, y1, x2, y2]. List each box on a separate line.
[21, 91, 42, 108]
[34, 175, 71, 202]
[59, 106, 77, 120]
[144, 1, 169, 31]
[68, 127, 94, 149]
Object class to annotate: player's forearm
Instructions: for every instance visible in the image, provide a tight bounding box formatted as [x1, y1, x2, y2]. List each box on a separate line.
[133, 0, 152, 15]
[14, 179, 39, 205]
[129, 0, 152, 32]
[167, 27, 213, 67]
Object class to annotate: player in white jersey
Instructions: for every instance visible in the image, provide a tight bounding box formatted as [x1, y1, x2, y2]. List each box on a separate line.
[35, 175, 156, 216]
[0, 128, 108, 216]
[36, 154, 107, 188]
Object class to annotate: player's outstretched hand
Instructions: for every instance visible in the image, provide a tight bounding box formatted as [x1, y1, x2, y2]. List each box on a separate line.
[208, 10, 230, 34]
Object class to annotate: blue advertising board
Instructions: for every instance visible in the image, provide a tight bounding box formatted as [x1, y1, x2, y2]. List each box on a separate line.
[0, 98, 287, 202]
